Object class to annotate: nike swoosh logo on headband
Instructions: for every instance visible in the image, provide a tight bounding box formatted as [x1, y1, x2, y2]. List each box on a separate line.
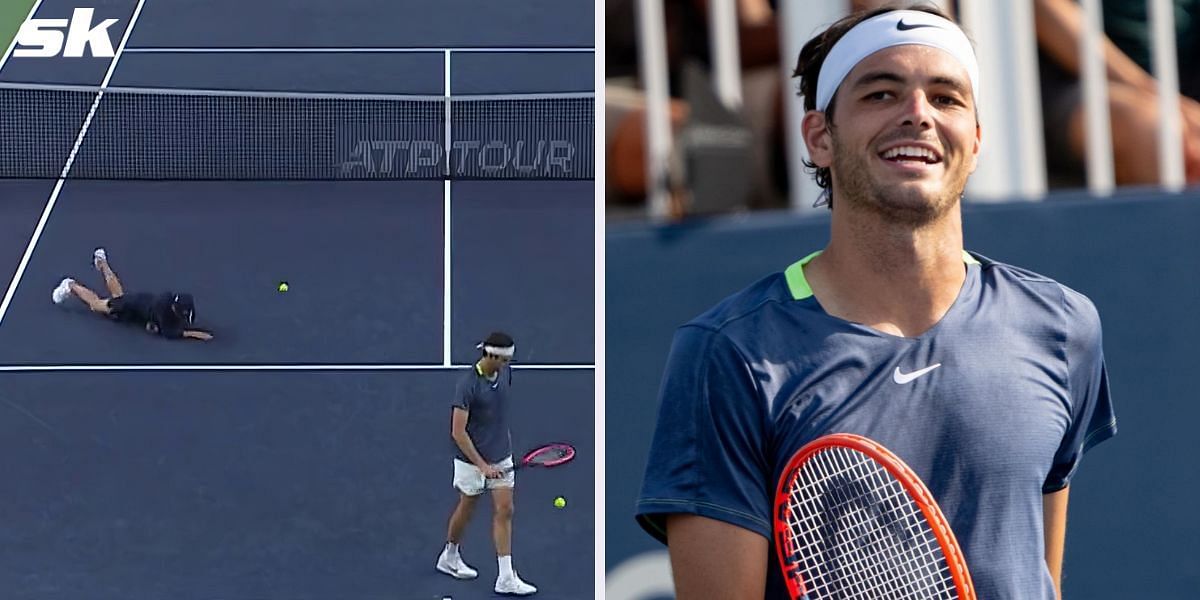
[896, 19, 940, 31]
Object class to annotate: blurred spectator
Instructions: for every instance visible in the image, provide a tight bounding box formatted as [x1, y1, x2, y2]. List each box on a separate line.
[606, 0, 1199, 221]
[1034, 0, 1200, 186]
[605, 0, 785, 219]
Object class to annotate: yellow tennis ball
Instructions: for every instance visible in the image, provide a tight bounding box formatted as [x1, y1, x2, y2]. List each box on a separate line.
[278, 282, 289, 292]
[554, 496, 566, 508]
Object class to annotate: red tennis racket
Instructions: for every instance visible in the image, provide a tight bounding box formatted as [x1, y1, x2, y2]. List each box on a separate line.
[774, 433, 975, 599]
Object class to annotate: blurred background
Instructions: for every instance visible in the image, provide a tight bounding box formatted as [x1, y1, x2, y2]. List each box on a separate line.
[605, 0, 1199, 220]
[606, 0, 1200, 598]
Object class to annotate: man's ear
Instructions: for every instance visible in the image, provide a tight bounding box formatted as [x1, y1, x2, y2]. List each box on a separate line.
[802, 110, 833, 168]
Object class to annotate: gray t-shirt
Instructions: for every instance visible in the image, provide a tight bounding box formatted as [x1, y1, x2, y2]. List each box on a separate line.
[452, 364, 513, 464]
[636, 250, 1117, 599]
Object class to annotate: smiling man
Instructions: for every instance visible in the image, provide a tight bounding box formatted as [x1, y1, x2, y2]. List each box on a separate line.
[635, 4, 1117, 599]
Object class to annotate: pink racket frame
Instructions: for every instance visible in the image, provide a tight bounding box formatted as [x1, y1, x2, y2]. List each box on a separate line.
[522, 443, 575, 467]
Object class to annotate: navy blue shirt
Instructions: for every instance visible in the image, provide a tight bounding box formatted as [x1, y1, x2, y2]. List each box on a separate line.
[452, 363, 514, 464]
[113, 292, 192, 339]
[635, 250, 1117, 599]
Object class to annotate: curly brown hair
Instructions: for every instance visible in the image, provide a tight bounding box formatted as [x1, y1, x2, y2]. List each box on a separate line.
[792, 2, 961, 208]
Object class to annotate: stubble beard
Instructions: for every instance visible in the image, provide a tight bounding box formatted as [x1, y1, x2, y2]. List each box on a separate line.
[828, 132, 970, 228]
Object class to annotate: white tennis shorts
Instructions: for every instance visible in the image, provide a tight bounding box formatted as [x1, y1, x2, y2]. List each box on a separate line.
[453, 455, 515, 496]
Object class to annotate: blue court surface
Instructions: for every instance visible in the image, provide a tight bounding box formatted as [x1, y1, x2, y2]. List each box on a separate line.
[0, 1, 594, 599]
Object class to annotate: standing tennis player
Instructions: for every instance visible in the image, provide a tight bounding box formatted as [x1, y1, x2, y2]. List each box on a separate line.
[51, 248, 212, 341]
[635, 4, 1116, 599]
[436, 332, 537, 595]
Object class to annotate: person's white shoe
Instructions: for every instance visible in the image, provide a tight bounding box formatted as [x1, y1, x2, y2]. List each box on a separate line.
[494, 573, 537, 595]
[436, 550, 478, 580]
[52, 278, 74, 304]
[93, 248, 107, 270]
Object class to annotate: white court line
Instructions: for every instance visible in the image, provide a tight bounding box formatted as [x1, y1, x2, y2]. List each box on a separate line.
[0, 81, 446, 101]
[0, 82, 591, 101]
[442, 50, 452, 367]
[443, 184, 453, 367]
[0, 0, 47, 72]
[0, 0, 149, 329]
[122, 47, 593, 53]
[0, 363, 595, 372]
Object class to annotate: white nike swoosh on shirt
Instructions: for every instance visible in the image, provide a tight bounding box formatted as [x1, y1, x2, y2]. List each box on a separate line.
[893, 363, 942, 384]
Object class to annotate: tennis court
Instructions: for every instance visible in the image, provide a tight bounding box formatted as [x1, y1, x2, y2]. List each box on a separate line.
[0, 1, 594, 598]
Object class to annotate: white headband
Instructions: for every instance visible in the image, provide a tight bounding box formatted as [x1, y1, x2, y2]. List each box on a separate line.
[477, 343, 515, 358]
[815, 10, 979, 112]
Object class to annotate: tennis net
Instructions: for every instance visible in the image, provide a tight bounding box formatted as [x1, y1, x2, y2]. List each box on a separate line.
[0, 82, 594, 181]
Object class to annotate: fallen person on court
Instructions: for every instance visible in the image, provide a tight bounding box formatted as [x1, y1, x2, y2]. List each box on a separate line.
[51, 248, 213, 341]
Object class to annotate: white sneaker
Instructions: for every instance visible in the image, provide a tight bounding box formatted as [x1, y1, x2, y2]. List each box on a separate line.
[52, 278, 75, 304]
[93, 248, 107, 270]
[494, 573, 537, 595]
[436, 550, 478, 580]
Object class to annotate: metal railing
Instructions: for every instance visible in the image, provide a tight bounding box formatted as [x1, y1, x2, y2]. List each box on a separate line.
[632, 0, 1190, 219]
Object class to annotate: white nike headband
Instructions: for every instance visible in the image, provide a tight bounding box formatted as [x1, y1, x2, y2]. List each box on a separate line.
[815, 10, 980, 112]
[477, 342, 515, 358]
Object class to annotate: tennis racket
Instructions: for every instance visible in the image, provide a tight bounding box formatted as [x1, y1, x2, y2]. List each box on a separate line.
[502, 442, 576, 472]
[774, 433, 975, 600]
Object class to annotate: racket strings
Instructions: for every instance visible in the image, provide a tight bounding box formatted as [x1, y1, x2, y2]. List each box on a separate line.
[786, 450, 953, 599]
[526, 444, 574, 465]
[782, 447, 959, 599]
[790, 472, 947, 598]
[789, 481, 949, 599]
[794, 453, 951, 599]
[795, 457, 949, 597]
[533, 449, 566, 462]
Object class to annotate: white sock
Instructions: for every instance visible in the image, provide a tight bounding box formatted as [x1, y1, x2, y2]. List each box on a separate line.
[498, 555, 514, 578]
[444, 542, 459, 559]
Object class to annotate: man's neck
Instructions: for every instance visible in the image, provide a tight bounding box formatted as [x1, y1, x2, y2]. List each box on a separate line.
[805, 202, 967, 338]
[476, 361, 498, 379]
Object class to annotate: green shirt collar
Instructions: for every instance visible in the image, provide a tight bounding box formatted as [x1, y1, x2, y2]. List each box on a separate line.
[785, 250, 980, 300]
